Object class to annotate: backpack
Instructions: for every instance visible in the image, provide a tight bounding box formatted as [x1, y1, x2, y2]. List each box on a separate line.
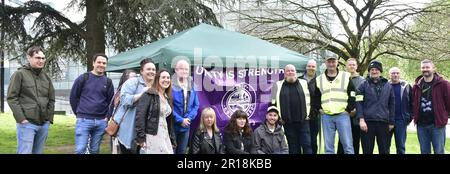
[76, 72, 113, 104]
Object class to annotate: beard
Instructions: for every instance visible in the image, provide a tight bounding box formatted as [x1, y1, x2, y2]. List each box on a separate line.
[422, 71, 432, 77]
[369, 74, 380, 78]
[370, 75, 380, 83]
[285, 76, 297, 83]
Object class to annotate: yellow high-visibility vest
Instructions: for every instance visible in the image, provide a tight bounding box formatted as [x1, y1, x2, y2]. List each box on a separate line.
[316, 71, 353, 115]
[272, 79, 311, 119]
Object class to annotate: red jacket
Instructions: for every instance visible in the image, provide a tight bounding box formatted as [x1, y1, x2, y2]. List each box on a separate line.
[412, 73, 450, 128]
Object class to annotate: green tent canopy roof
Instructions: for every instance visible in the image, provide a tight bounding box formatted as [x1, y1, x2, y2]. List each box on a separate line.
[107, 23, 311, 72]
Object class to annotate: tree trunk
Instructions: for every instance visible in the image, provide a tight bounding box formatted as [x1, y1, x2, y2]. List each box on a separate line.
[85, 0, 106, 71]
[359, 63, 368, 76]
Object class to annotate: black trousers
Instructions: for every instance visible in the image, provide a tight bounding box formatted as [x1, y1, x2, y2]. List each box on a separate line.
[118, 141, 141, 154]
[309, 118, 320, 154]
[360, 121, 390, 154]
[284, 121, 312, 154]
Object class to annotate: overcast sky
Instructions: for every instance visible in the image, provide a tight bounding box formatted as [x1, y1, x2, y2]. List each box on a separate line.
[32, 0, 432, 24]
[8, 0, 432, 43]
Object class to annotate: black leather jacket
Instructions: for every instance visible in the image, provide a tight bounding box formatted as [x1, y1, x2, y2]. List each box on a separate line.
[223, 130, 256, 154]
[135, 90, 176, 147]
[190, 129, 226, 154]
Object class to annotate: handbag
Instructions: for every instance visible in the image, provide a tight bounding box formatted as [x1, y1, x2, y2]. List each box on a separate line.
[105, 108, 128, 137]
[105, 79, 139, 137]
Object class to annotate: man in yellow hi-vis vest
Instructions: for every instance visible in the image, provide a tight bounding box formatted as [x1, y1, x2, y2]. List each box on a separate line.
[314, 56, 356, 154]
[271, 64, 312, 154]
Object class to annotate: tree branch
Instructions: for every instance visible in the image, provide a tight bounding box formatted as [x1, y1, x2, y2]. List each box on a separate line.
[9, 1, 87, 40]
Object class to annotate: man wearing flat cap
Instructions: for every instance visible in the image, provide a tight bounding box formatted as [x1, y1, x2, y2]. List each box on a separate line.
[314, 56, 357, 154]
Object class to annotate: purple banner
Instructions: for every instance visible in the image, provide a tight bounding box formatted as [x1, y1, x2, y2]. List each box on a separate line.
[191, 66, 284, 132]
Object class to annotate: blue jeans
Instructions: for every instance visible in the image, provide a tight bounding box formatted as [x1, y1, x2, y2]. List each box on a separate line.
[322, 113, 354, 154]
[388, 119, 407, 154]
[16, 121, 50, 154]
[417, 124, 446, 154]
[75, 118, 107, 154]
[337, 121, 361, 154]
[175, 129, 190, 154]
[284, 121, 312, 154]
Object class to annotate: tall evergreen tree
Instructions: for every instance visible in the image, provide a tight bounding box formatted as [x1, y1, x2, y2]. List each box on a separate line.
[0, 0, 220, 74]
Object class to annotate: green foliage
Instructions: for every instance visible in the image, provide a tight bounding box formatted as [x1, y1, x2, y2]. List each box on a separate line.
[104, 0, 220, 52]
[376, 0, 450, 82]
[378, 56, 450, 83]
[1, 0, 220, 76]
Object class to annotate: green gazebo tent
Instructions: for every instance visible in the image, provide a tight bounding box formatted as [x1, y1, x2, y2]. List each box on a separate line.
[107, 23, 312, 72]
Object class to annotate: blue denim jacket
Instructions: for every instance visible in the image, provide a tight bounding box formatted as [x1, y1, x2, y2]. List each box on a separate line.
[113, 76, 146, 149]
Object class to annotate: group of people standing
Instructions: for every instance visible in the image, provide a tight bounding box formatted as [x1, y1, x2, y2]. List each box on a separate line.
[6, 46, 450, 154]
[270, 56, 449, 154]
[89, 57, 200, 154]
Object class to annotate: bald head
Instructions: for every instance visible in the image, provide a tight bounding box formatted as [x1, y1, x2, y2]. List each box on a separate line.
[285, 64, 296, 71]
[284, 64, 297, 83]
[306, 59, 317, 77]
[389, 67, 400, 74]
[307, 59, 317, 66]
[389, 67, 401, 84]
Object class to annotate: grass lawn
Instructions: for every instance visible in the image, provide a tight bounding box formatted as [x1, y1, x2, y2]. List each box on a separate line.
[318, 129, 450, 154]
[1, 112, 449, 154]
[355, 132, 448, 154]
[0, 113, 109, 154]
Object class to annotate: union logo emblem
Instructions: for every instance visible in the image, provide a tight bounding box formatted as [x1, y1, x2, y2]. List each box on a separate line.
[221, 83, 256, 119]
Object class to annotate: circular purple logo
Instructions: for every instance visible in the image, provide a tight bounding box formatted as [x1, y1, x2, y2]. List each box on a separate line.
[221, 83, 256, 119]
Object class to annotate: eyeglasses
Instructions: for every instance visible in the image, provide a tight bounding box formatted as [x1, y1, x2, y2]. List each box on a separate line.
[33, 57, 46, 60]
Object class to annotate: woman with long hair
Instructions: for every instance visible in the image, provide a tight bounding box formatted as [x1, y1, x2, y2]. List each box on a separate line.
[112, 69, 137, 109]
[109, 69, 137, 154]
[223, 110, 256, 154]
[190, 107, 225, 154]
[135, 69, 176, 154]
